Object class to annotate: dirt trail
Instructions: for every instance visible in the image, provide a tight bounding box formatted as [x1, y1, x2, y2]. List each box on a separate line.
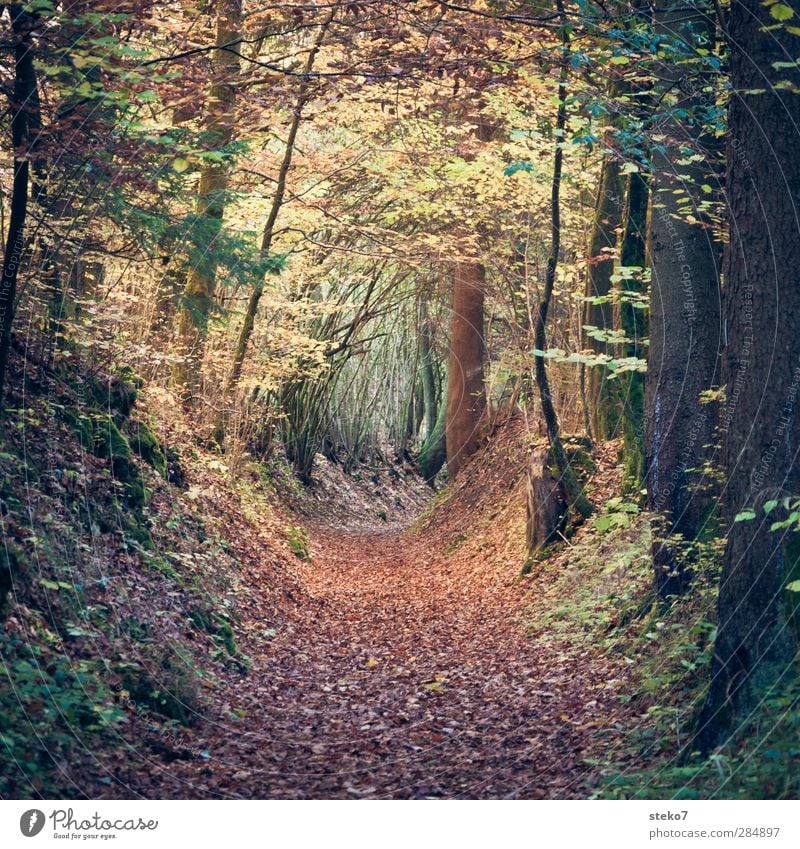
[125, 517, 627, 799]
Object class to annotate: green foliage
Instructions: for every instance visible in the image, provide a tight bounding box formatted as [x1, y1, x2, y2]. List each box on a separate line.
[0, 625, 123, 796]
[527, 509, 653, 641]
[286, 524, 311, 560]
[128, 420, 168, 477]
[599, 680, 800, 800]
[117, 649, 201, 727]
[594, 496, 640, 534]
[189, 606, 241, 660]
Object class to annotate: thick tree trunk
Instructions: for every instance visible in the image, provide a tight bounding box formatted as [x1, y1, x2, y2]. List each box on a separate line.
[697, 0, 800, 751]
[173, 0, 242, 401]
[584, 156, 624, 441]
[645, 2, 722, 598]
[445, 261, 486, 480]
[617, 173, 648, 493]
[525, 446, 567, 557]
[0, 6, 40, 414]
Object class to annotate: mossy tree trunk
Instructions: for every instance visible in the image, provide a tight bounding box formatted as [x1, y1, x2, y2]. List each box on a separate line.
[617, 172, 649, 494]
[583, 156, 624, 441]
[173, 0, 242, 402]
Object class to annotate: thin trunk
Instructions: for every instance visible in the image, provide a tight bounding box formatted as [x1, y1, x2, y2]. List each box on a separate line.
[420, 376, 448, 485]
[697, 0, 800, 751]
[645, 1, 722, 599]
[173, 0, 242, 400]
[0, 6, 40, 414]
[224, 11, 333, 398]
[534, 2, 592, 519]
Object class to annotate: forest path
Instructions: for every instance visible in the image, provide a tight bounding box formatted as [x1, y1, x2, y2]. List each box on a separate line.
[131, 514, 627, 800]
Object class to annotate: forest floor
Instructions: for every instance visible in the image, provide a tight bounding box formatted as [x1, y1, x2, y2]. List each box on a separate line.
[2, 364, 794, 800]
[107, 428, 635, 800]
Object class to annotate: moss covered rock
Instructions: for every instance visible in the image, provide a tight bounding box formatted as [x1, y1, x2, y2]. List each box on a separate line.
[93, 416, 146, 507]
[128, 421, 167, 477]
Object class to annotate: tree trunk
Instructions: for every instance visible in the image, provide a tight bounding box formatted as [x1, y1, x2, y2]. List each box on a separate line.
[419, 299, 437, 442]
[533, 4, 592, 520]
[584, 156, 624, 441]
[445, 261, 486, 480]
[223, 10, 333, 403]
[617, 173, 649, 493]
[173, 0, 242, 401]
[697, 0, 800, 751]
[645, 1, 722, 598]
[525, 446, 567, 557]
[419, 387, 447, 485]
[0, 5, 40, 414]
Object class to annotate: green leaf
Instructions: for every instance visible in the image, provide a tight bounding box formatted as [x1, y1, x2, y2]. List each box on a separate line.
[595, 515, 614, 533]
[764, 499, 779, 514]
[734, 509, 756, 522]
[771, 3, 795, 21]
[785, 580, 800, 592]
[39, 579, 72, 591]
[172, 157, 190, 173]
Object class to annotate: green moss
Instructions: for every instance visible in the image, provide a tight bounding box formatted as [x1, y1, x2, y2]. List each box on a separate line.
[286, 525, 311, 560]
[119, 651, 200, 727]
[564, 444, 596, 483]
[94, 415, 131, 466]
[128, 421, 167, 477]
[64, 409, 95, 449]
[91, 372, 139, 418]
[620, 371, 645, 495]
[215, 620, 237, 656]
[189, 607, 240, 660]
[443, 532, 467, 555]
[121, 513, 152, 547]
[93, 416, 147, 506]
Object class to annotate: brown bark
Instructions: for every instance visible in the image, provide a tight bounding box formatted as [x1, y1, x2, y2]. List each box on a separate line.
[525, 446, 567, 557]
[445, 261, 486, 480]
[697, 0, 800, 750]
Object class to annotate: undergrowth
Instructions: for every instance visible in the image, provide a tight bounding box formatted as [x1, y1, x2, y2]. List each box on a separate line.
[0, 358, 259, 796]
[527, 484, 800, 799]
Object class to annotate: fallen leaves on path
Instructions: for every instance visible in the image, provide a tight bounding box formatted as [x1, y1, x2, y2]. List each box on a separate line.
[93, 423, 634, 800]
[75, 420, 636, 799]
